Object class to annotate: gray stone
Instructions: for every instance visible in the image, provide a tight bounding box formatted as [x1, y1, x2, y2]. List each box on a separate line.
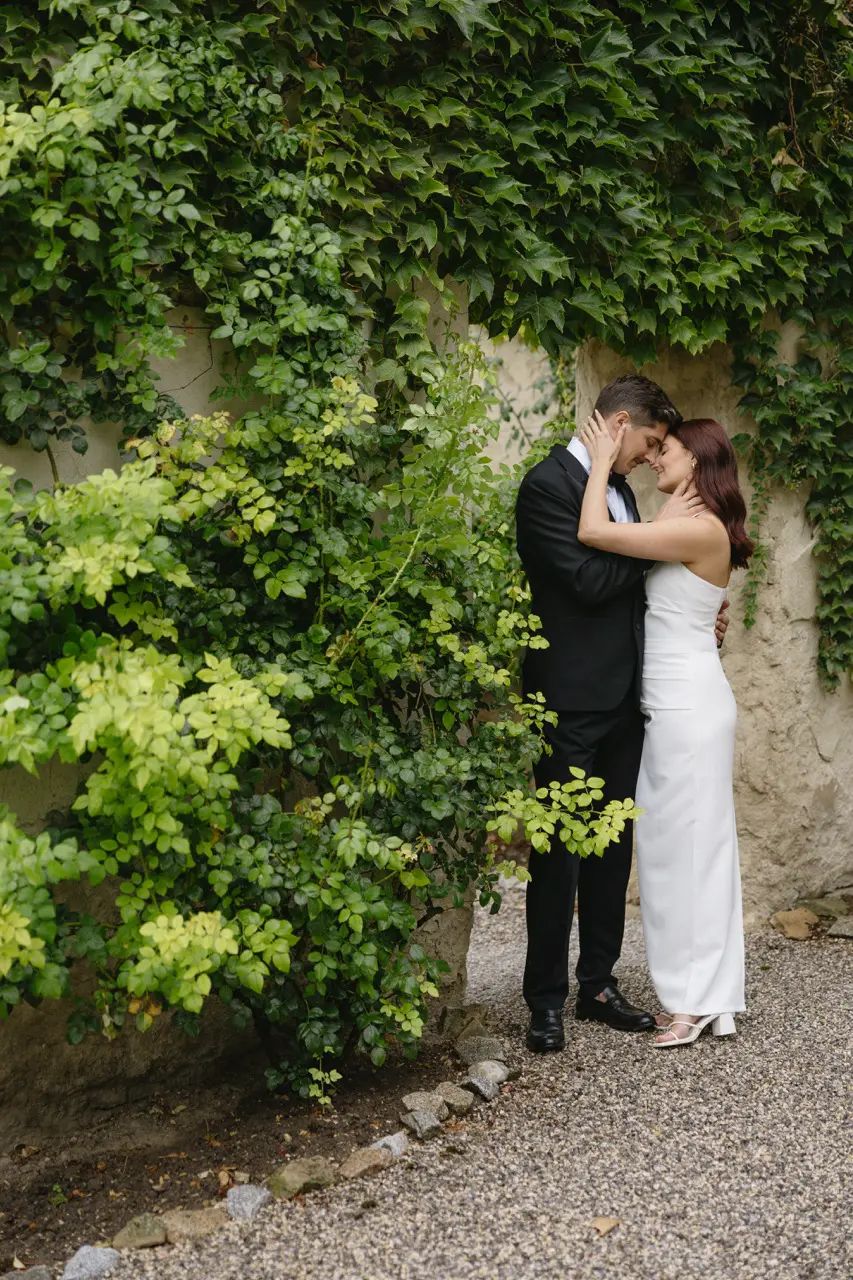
[400, 1090, 449, 1121]
[828, 915, 853, 938]
[160, 1206, 228, 1244]
[2, 1270, 52, 1280]
[226, 1183, 271, 1221]
[339, 1147, 394, 1180]
[369, 1130, 410, 1158]
[461, 1072, 499, 1101]
[455, 1035, 508, 1065]
[468, 1058, 509, 1085]
[268, 1156, 339, 1199]
[461, 1060, 509, 1101]
[112, 1212, 167, 1249]
[61, 1247, 120, 1280]
[400, 1109, 444, 1139]
[435, 1080, 474, 1115]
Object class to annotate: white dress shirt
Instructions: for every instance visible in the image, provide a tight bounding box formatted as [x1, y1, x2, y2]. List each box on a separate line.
[567, 437, 634, 524]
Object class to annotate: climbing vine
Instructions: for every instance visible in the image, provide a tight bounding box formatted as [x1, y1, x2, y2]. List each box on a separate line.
[2, 1, 852, 678]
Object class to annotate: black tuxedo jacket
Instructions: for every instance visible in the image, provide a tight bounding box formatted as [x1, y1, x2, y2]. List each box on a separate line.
[516, 443, 650, 712]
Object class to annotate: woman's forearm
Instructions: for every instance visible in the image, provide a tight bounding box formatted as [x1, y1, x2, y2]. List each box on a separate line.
[578, 462, 612, 546]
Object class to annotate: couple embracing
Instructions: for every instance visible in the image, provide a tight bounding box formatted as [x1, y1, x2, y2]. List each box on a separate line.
[516, 375, 753, 1052]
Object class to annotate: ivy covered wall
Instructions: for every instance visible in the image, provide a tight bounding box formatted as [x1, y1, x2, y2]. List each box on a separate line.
[2, 0, 852, 675]
[1, 1, 852, 1104]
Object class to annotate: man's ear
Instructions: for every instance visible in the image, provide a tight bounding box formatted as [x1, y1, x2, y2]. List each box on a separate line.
[610, 410, 631, 436]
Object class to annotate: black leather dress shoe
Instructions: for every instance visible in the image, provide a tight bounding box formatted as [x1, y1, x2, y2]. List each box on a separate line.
[575, 984, 654, 1032]
[526, 1009, 565, 1053]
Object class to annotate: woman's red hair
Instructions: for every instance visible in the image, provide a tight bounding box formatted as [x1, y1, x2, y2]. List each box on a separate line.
[671, 418, 754, 569]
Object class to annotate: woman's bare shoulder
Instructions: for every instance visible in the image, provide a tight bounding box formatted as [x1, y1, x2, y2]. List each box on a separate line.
[695, 512, 731, 545]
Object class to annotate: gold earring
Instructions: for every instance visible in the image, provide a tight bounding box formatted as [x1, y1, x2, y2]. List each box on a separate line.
[691, 459, 697, 470]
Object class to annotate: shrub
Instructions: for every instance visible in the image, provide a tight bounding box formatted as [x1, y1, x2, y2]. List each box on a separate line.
[0, 340, 638, 1093]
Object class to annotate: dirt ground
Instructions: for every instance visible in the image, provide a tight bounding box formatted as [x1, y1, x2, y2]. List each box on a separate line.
[0, 1032, 458, 1271]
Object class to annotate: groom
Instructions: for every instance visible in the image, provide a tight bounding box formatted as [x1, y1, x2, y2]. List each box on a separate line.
[515, 374, 728, 1052]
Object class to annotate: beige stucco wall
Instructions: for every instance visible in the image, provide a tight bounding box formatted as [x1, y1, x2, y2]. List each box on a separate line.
[472, 327, 553, 468]
[502, 334, 852, 925]
[0, 308, 252, 486]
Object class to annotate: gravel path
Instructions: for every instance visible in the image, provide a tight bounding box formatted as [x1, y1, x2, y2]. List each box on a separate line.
[107, 879, 851, 1280]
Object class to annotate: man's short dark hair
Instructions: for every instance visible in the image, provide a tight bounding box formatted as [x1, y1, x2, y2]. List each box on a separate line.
[593, 374, 681, 430]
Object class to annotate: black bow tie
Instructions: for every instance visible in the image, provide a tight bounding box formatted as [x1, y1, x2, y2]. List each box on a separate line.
[608, 471, 628, 491]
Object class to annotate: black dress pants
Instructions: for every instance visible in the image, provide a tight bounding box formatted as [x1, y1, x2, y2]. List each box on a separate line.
[523, 691, 645, 1011]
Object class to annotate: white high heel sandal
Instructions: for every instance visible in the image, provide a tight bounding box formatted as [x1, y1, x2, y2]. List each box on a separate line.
[651, 1012, 736, 1048]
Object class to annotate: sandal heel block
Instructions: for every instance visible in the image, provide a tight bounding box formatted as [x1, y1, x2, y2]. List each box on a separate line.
[651, 1012, 737, 1048]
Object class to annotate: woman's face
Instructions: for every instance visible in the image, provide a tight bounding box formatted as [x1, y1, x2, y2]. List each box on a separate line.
[651, 433, 696, 494]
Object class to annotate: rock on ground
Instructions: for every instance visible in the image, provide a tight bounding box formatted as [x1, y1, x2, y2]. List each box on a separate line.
[439, 1003, 495, 1042]
[160, 1207, 227, 1244]
[339, 1148, 394, 1180]
[98, 877, 850, 1280]
[61, 1246, 120, 1280]
[112, 1213, 167, 1250]
[226, 1185, 271, 1221]
[369, 1131, 410, 1158]
[434, 1081, 474, 1115]
[770, 907, 819, 939]
[2, 1270, 52, 1280]
[455, 1035, 508, 1065]
[795, 895, 849, 918]
[468, 1059, 509, 1085]
[461, 1059, 508, 1100]
[827, 916, 853, 937]
[267, 1156, 338, 1200]
[400, 1091, 449, 1121]
[400, 1110, 443, 1139]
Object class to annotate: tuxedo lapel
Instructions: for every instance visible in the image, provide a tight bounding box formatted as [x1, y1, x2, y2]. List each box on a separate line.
[550, 442, 586, 485]
[549, 444, 620, 523]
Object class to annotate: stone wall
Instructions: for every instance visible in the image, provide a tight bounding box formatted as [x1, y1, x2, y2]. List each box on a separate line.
[472, 328, 553, 469]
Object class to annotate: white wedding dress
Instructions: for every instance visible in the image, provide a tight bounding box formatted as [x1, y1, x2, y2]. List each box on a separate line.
[635, 562, 746, 1016]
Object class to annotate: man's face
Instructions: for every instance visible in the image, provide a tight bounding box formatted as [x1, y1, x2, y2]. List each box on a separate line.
[605, 412, 668, 475]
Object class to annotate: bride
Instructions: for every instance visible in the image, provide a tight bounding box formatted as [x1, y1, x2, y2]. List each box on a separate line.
[576, 409, 753, 1048]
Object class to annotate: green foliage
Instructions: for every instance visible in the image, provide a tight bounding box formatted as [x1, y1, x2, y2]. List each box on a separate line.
[0, 337, 629, 1092]
[2, 1, 852, 678]
[489, 771, 642, 859]
[2, 0, 852, 1093]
